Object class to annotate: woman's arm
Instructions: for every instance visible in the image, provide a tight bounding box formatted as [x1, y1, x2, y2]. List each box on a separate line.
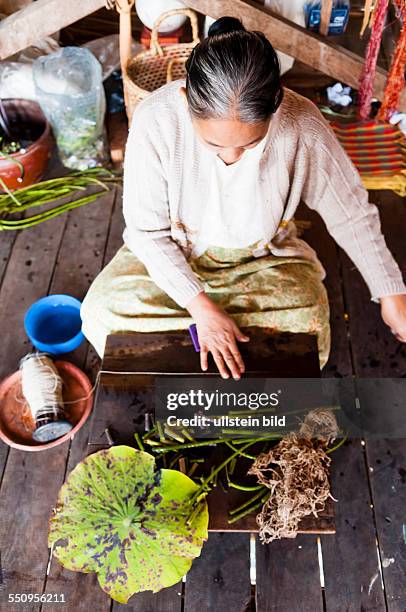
[123, 113, 204, 308]
[300, 107, 406, 340]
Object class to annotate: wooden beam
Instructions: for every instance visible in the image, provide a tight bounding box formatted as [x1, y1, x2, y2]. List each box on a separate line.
[0, 0, 105, 60]
[187, 0, 406, 111]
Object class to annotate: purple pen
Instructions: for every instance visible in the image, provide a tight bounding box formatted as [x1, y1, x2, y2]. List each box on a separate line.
[188, 323, 200, 352]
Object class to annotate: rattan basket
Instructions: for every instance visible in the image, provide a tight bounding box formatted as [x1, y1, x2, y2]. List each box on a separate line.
[117, 2, 200, 124]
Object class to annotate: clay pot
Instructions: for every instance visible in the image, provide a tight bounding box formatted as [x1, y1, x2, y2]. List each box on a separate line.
[0, 98, 53, 191]
[0, 361, 93, 451]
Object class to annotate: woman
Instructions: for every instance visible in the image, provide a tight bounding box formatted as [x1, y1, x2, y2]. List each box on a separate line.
[81, 17, 406, 379]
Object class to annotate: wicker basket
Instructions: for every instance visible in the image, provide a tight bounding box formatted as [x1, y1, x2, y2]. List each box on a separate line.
[117, 2, 200, 124]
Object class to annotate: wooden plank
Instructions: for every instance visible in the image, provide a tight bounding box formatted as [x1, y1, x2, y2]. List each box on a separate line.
[320, 0, 333, 37]
[340, 190, 406, 610]
[113, 583, 183, 612]
[99, 330, 320, 387]
[88, 383, 334, 534]
[0, 443, 70, 611]
[321, 440, 386, 610]
[0, 211, 68, 610]
[296, 203, 354, 378]
[0, 0, 105, 59]
[256, 535, 323, 611]
[184, 533, 251, 611]
[41, 188, 118, 611]
[207, 484, 335, 533]
[186, 0, 406, 110]
[0, 229, 19, 485]
[365, 439, 406, 612]
[339, 191, 406, 378]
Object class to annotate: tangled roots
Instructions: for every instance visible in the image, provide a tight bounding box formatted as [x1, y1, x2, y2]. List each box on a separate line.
[248, 409, 339, 543]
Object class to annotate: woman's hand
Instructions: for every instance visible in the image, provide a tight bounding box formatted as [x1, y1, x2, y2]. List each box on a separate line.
[380, 294, 406, 342]
[187, 292, 249, 379]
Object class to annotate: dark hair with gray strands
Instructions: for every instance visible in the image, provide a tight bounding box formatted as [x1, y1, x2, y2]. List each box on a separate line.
[185, 16, 283, 123]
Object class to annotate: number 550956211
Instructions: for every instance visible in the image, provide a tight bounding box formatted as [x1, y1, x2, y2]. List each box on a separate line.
[8, 593, 66, 603]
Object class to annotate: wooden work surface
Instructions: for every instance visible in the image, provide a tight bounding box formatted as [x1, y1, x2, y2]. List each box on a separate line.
[89, 329, 335, 534]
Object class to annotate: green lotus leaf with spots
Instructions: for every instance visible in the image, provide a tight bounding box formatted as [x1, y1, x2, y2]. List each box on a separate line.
[48, 446, 208, 603]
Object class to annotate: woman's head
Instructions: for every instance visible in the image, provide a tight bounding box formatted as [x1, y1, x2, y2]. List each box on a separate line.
[182, 16, 283, 163]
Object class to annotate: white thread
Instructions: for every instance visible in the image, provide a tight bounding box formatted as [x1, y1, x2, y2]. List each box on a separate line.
[20, 353, 65, 423]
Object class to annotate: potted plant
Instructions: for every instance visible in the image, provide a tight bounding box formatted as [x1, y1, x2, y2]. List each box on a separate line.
[0, 98, 53, 191]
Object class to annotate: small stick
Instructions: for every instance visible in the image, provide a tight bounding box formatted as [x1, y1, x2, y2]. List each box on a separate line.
[104, 427, 114, 446]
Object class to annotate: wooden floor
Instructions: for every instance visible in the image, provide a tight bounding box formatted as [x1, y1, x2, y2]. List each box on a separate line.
[0, 10, 405, 606]
[0, 176, 405, 611]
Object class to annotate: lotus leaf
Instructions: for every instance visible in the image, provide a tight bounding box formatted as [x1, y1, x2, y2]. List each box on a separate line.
[48, 446, 208, 603]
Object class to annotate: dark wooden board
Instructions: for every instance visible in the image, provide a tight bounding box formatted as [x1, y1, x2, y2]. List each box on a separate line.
[256, 535, 324, 611]
[88, 383, 335, 534]
[321, 440, 386, 610]
[296, 203, 354, 378]
[207, 485, 335, 534]
[184, 533, 251, 612]
[339, 191, 406, 378]
[365, 439, 406, 612]
[113, 583, 183, 612]
[338, 190, 406, 611]
[100, 329, 320, 388]
[339, 191, 406, 610]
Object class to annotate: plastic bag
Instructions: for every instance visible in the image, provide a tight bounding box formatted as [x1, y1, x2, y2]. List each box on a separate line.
[0, 62, 36, 100]
[84, 34, 143, 81]
[32, 47, 107, 170]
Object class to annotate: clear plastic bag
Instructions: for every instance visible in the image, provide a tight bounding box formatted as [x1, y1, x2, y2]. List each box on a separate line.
[32, 47, 107, 170]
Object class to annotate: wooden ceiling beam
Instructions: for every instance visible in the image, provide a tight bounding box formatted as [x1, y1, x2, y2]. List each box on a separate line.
[0, 0, 105, 60]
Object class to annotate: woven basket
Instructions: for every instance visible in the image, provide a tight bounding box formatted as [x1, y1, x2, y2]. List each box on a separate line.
[117, 2, 200, 124]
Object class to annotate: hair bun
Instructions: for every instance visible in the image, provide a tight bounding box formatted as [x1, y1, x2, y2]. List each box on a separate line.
[208, 16, 246, 38]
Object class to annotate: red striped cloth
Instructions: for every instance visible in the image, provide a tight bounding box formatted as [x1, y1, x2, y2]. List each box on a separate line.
[331, 120, 405, 176]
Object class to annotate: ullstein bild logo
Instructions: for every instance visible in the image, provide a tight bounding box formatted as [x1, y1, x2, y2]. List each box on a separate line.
[165, 389, 282, 411]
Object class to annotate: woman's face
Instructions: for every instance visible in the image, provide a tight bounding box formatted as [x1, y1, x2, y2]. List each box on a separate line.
[192, 116, 270, 165]
[180, 87, 270, 165]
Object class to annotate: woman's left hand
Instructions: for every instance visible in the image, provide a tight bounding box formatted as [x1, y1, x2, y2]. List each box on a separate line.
[380, 294, 406, 342]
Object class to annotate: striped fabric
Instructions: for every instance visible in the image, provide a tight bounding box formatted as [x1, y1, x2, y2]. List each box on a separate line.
[331, 120, 406, 196]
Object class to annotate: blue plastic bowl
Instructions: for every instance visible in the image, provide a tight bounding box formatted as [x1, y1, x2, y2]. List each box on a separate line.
[24, 294, 85, 355]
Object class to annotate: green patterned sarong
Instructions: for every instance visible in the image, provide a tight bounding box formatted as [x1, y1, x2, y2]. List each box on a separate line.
[81, 243, 331, 368]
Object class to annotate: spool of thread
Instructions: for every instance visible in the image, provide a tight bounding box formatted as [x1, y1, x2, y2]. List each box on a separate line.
[19, 352, 73, 443]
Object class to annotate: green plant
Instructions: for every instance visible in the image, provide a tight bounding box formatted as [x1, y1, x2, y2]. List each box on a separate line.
[0, 168, 121, 228]
[48, 446, 208, 603]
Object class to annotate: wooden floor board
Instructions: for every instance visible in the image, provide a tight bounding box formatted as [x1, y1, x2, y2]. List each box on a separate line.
[184, 533, 251, 612]
[41, 187, 118, 611]
[365, 439, 406, 612]
[339, 191, 406, 611]
[0, 215, 67, 601]
[256, 535, 323, 612]
[297, 203, 354, 378]
[321, 440, 386, 611]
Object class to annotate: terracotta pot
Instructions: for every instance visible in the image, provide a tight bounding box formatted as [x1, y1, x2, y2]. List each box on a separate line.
[0, 98, 53, 191]
[0, 361, 93, 451]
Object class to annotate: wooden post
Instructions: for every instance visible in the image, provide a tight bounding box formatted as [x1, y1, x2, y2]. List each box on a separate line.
[320, 0, 334, 36]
